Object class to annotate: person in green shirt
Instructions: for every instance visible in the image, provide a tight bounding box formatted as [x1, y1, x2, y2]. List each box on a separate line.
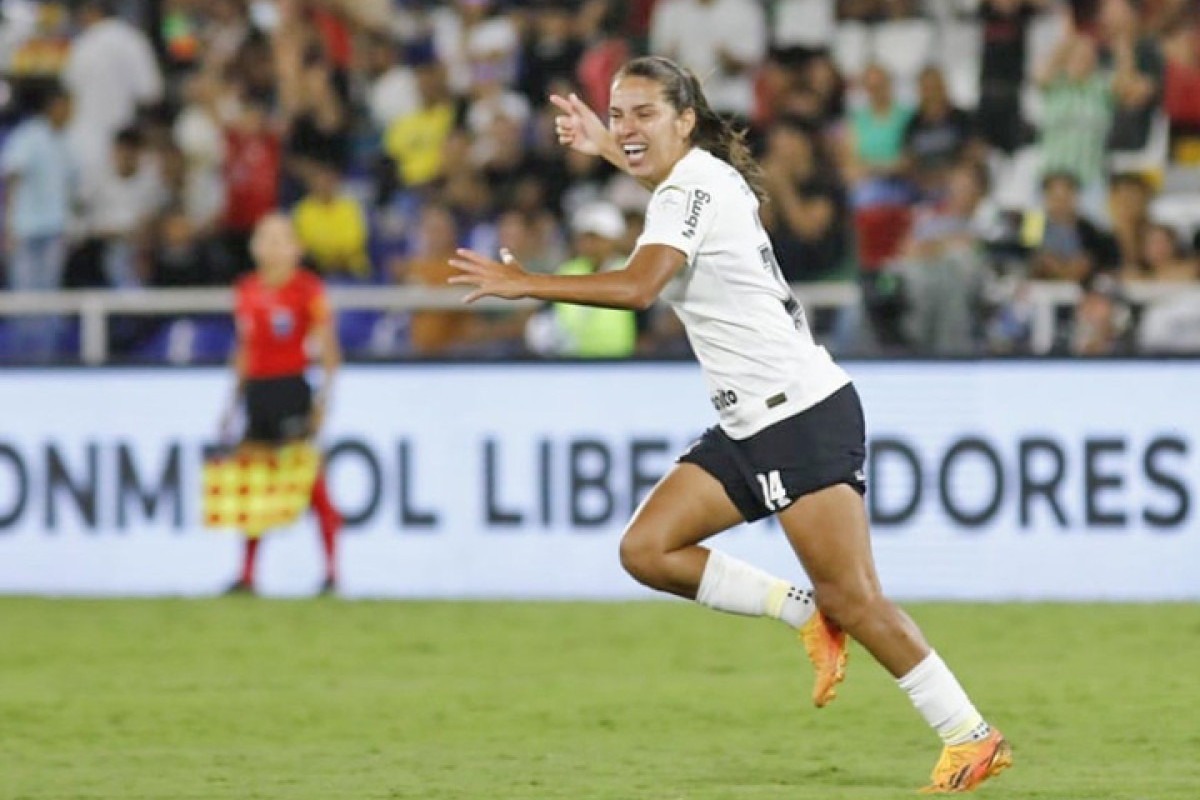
[525, 202, 637, 357]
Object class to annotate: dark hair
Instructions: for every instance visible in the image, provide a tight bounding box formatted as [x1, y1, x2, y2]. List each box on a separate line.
[957, 159, 991, 196]
[614, 56, 765, 202]
[1041, 170, 1081, 192]
[114, 127, 143, 149]
[27, 81, 68, 115]
[1110, 171, 1150, 193]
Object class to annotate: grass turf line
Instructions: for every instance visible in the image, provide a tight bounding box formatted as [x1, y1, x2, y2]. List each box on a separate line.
[1, 600, 1198, 799]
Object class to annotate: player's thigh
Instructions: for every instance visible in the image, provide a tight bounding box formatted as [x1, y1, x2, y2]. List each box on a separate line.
[777, 483, 882, 601]
[622, 463, 744, 555]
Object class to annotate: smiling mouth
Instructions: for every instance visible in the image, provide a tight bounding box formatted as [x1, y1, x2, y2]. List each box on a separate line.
[622, 144, 648, 166]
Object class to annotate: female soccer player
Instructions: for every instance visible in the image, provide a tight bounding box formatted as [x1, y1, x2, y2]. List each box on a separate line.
[448, 56, 1010, 793]
[224, 213, 343, 595]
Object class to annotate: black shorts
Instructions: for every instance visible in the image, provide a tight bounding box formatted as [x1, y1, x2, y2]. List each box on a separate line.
[679, 383, 867, 522]
[243, 375, 313, 445]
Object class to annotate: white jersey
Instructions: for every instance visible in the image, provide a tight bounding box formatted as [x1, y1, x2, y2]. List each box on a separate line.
[636, 148, 850, 439]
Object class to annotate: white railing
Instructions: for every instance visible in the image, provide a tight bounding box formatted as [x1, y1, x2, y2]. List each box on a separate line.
[0, 281, 1195, 363]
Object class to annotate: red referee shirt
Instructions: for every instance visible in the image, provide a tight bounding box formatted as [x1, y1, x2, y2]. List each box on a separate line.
[234, 270, 330, 379]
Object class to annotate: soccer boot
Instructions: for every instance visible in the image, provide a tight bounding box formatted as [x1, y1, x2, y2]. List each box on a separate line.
[920, 728, 1013, 794]
[799, 610, 847, 708]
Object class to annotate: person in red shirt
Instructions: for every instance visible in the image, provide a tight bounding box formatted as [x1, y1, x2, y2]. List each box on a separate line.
[224, 212, 343, 594]
[222, 97, 282, 277]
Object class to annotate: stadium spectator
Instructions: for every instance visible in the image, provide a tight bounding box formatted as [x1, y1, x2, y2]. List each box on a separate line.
[525, 201, 636, 358]
[428, 0, 516, 97]
[799, 52, 847, 131]
[171, 74, 227, 236]
[1108, 172, 1153, 273]
[1034, 32, 1113, 219]
[760, 121, 849, 283]
[220, 94, 282, 278]
[1, 83, 74, 357]
[494, 209, 560, 276]
[976, 0, 1048, 154]
[292, 160, 370, 280]
[74, 127, 163, 288]
[276, 26, 350, 202]
[575, 0, 631, 114]
[225, 213, 342, 595]
[515, 1, 583, 109]
[151, 207, 215, 288]
[1026, 171, 1118, 282]
[63, 0, 163, 185]
[1067, 272, 1132, 355]
[1160, 18, 1200, 162]
[383, 56, 457, 190]
[397, 203, 481, 356]
[903, 67, 981, 198]
[891, 161, 994, 355]
[463, 21, 530, 139]
[841, 64, 913, 187]
[1097, 0, 1165, 158]
[363, 33, 419, 133]
[1135, 222, 1199, 281]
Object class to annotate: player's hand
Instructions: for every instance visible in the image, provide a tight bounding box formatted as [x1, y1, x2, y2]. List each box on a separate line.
[549, 92, 607, 157]
[448, 248, 530, 303]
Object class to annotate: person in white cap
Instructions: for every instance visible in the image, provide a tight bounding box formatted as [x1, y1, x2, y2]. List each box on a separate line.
[526, 202, 637, 358]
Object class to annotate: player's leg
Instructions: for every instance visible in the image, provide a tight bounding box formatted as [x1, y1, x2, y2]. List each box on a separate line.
[228, 440, 275, 595]
[778, 485, 1011, 793]
[309, 467, 341, 592]
[619, 462, 817, 630]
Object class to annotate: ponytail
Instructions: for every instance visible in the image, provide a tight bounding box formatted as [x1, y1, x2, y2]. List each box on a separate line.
[680, 72, 765, 203]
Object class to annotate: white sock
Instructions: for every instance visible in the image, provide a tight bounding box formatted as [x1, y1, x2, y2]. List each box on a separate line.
[695, 550, 815, 629]
[897, 651, 991, 745]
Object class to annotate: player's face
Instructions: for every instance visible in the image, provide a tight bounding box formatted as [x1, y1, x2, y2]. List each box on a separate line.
[609, 76, 695, 185]
[252, 215, 302, 281]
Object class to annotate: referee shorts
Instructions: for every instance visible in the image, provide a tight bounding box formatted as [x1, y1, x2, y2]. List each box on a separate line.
[679, 383, 867, 522]
[243, 375, 313, 445]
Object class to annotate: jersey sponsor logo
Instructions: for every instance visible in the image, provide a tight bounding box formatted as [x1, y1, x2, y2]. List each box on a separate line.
[681, 189, 712, 239]
[270, 308, 295, 338]
[710, 388, 738, 411]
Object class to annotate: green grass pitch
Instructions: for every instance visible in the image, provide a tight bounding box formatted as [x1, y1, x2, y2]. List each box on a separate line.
[2, 599, 1198, 799]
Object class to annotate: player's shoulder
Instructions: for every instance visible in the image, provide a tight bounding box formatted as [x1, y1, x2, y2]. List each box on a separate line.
[233, 273, 258, 295]
[654, 149, 740, 201]
[294, 269, 327, 293]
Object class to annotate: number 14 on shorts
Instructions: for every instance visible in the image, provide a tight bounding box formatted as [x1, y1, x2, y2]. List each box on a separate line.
[756, 470, 791, 511]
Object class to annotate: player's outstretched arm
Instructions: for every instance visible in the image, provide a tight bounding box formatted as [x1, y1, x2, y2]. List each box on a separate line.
[449, 244, 684, 311]
[549, 93, 627, 174]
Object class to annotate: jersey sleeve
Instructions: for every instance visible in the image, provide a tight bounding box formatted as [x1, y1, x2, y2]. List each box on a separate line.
[635, 183, 718, 264]
[1, 128, 30, 176]
[307, 277, 331, 324]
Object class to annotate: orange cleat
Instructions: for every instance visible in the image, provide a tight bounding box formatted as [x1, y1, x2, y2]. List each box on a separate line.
[799, 610, 847, 708]
[920, 728, 1013, 794]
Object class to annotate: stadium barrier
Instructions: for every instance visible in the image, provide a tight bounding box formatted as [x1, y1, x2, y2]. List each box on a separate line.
[0, 361, 1197, 600]
[1, 282, 1198, 362]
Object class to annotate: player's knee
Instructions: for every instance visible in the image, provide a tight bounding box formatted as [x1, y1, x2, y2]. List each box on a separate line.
[618, 530, 665, 588]
[814, 577, 882, 631]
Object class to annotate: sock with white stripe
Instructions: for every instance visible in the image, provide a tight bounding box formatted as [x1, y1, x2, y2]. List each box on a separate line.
[897, 651, 991, 745]
[696, 550, 816, 629]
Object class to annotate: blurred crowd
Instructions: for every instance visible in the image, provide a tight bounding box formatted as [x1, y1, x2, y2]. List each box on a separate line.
[0, 0, 1199, 362]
